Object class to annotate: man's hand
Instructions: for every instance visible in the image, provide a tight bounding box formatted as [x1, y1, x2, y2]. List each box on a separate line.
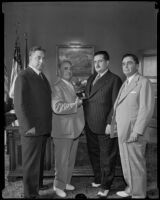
[105, 124, 111, 135]
[25, 127, 36, 136]
[127, 132, 139, 143]
[75, 97, 83, 108]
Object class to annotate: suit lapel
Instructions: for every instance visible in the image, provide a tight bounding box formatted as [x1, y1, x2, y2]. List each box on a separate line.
[114, 83, 125, 110]
[40, 73, 51, 91]
[117, 73, 140, 105]
[60, 79, 77, 99]
[86, 75, 95, 98]
[89, 71, 111, 98]
[27, 67, 50, 91]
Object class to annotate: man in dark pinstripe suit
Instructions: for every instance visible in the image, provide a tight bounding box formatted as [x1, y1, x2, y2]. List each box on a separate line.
[83, 51, 122, 197]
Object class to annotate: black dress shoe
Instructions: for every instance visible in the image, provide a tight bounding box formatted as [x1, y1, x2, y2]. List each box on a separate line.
[39, 185, 49, 190]
[75, 193, 87, 199]
[23, 195, 39, 199]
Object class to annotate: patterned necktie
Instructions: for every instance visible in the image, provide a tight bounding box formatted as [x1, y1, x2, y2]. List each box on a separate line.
[92, 74, 101, 86]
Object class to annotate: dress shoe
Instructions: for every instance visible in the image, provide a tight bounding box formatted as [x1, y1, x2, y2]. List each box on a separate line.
[116, 191, 131, 197]
[75, 193, 87, 199]
[97, 189, 109, 197]
[132, 196, 146, 198]
[23, 195, 40, 199]
[53, 186, 67, 198]
[39, 185, 49, 190]
[66, 184, 75, 191]
[91, 182, 101, 187]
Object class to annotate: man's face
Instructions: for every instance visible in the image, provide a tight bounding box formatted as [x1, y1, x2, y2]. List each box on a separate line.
[122, 56, 138, 78]
[29, 50, 45, 71]
[60, 62, 73, 81]
[94, 54, 109, 74]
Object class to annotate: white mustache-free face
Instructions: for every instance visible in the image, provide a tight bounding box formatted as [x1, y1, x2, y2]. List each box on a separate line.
[122, 56, 138, 77]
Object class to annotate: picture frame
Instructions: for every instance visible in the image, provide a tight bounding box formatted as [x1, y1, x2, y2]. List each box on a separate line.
[56, 44, 94, 80]
[139, 52, 157, 84]
[139, 50, 157, 127]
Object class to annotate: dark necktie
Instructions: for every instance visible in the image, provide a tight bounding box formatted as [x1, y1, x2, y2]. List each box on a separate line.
[92, 74, 101, 86]
[39, 72, 48, 88]
[39, 72, 45, 81]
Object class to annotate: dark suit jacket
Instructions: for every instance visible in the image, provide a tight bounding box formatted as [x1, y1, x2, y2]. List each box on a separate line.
[4, 97, 14, 113]
[14, 67, 52, 136]
[84, 70, 122, 134]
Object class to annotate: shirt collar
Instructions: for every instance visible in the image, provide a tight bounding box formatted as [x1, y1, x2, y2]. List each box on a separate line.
[99, 69, 108, 77]
[127, 72, 137, 84]
[29, 65, 41, 75]
[61, 78, 74, 89]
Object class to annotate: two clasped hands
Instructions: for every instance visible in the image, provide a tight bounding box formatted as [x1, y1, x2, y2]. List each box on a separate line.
[25, 98, 83, 137]
[75, 97, 83, 108]
[105, 124, 139, 143]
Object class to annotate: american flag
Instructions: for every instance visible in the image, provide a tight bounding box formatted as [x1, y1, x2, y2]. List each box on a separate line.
[9, 37, 23, 99]
[23, 33, 28, 69]
[4, 64, 9, 103]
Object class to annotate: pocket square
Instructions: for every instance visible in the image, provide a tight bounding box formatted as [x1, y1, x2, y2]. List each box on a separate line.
[130, 91, 137, 94]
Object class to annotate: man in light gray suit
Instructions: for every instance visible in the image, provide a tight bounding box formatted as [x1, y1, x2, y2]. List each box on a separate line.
[110, 54, 155, 198]
[51, 60, 85, 198]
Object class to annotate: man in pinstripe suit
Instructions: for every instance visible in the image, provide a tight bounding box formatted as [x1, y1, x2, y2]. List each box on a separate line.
[83, 51, 122, 197]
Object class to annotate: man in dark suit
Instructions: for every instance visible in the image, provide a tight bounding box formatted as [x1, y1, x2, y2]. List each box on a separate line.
[83, 51, 122, 197]
[14, 46, 52, 199]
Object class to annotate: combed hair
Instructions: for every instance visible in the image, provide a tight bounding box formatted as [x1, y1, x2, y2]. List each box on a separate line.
[94, 51, 110, 61]
[29, 46, 46, 57]
[122, 53, 139, 64]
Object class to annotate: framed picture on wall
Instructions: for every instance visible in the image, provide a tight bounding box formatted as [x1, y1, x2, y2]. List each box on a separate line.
[139, 49, 157, 128]
[56, 44, 94, 96]
[139, 52, 157, 84]
[56, 45, 94, 77]
[140, 52, 157, 97]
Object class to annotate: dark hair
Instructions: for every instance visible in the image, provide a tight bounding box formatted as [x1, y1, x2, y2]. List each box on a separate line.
[122, 53, 139, 64]
[29, 46, 46, 57]
[94, 51, 110, 61]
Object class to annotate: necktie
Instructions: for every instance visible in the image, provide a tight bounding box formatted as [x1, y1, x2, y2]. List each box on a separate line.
[39, 72, 49, 89]
[39, 72, 45, 81]
[93, 74, 101, 86]
[124, 79, 129, 91]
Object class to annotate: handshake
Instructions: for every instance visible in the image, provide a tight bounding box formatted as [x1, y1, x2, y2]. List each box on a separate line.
[75, 97, 83, 108]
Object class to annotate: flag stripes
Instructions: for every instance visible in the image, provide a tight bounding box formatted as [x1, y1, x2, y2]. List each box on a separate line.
[9, 38, 22, 99]
[4, 64, 9, 103]
[24, 33, 28, 69]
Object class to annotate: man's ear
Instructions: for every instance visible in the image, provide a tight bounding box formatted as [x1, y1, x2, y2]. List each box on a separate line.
[57, 68, 61, 77]
[106, 60, 110, 67]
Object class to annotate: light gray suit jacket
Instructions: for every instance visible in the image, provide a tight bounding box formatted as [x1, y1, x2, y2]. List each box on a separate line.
[51, 79, 85, 139]
[110, 72, 155, 142]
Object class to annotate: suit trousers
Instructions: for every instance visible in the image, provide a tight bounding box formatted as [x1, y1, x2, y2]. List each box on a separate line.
[118, 136, 147, 198]
[53, 137, 79, 190]
[85, 124, 119, 189]
[21, 135, 48, 198]
[39, 136, 48, 186]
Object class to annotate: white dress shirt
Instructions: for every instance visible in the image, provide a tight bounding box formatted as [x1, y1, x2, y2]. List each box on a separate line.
[29, 65, 41, 75]
[127, 72, 137, 84]
[99, 68, 108, 78]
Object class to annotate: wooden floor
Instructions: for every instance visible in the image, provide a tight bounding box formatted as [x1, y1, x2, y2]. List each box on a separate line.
[2, 147, 159, 199]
